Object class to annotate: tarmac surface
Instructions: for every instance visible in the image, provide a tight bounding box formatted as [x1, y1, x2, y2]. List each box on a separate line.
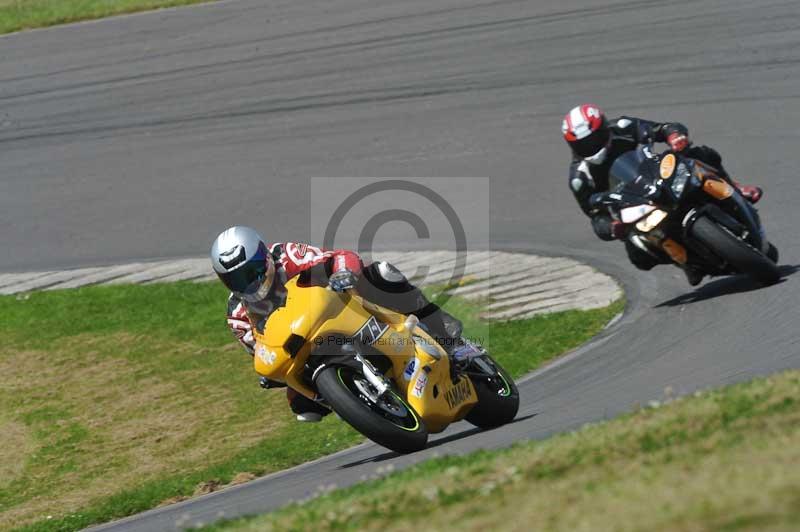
[1, 0, 799, 529]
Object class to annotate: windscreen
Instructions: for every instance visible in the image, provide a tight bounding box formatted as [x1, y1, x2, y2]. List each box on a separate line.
[608, 147, 660, 192]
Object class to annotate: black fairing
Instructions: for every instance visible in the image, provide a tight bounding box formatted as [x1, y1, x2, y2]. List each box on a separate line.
[727, 192, 765, 251]
[606, 147, 665, 206]
[683, 204, 745, 241]
[608, 147, 651, 190]
[602, 147, 768, 274]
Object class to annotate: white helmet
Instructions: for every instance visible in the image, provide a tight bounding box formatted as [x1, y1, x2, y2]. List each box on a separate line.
[210, 226, 275, 303]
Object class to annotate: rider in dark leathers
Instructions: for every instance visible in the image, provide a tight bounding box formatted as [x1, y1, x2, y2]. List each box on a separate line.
[562, 104, 763, 285]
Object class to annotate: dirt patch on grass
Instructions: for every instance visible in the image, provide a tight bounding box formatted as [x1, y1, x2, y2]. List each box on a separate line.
[230, 472, 256, 485]
[156, 472, 257, 507]
[0, 332, 285, 529]
[0, 419, 36, 488]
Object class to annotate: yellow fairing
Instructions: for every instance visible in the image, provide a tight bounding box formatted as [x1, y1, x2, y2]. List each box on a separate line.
[251, 277, 477, 433]
[401, 327, 478, 433]
[252, 279, 371, 399]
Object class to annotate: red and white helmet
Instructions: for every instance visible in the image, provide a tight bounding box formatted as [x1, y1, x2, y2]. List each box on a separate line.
[562, 104, 610, 164]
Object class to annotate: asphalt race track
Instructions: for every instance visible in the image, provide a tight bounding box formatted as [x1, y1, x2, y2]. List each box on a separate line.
[2, 0, 799, 529]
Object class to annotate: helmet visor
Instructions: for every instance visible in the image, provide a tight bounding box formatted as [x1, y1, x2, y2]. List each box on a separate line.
[239, 259, 275, 304]
[218, 246, 269, 294]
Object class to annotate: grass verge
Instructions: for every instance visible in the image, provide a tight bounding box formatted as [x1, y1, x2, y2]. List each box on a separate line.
[1, 281, 621, 531]
[207, 370, 800, 532]
[0, 0, 209, 35]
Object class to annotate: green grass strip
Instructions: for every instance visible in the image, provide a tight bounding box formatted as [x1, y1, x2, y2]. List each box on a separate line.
[207, 370, 800, 532]
[0, 0, 211, 35]
[1, 280, 621, 531]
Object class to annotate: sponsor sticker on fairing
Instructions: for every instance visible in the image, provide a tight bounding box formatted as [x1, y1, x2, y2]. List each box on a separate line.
[256, 345, 276, 366]
[412, 372, 428, 398]
[403, 358, 418, 381]
[444, 378, 473, 409]
[353, 316, 389, 346]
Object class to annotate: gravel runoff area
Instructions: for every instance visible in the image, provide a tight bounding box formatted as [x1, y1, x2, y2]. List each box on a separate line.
[0, 251, 620, 321]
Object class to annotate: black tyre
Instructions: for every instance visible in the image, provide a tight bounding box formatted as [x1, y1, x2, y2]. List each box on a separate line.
[767, 242, 779, 263]
[690, 216, 780, 284]
[315, 366, 428, 453]
[465, 356, 520, 429]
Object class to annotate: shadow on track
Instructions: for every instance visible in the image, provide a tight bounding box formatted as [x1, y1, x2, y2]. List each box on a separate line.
[655, 264, 800, 308]
[339, 413, 539, 468]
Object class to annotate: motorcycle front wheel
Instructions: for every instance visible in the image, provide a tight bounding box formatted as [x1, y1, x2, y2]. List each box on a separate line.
[315, 366, 428, 454]
[465, 356, 520, 429]
[690, 216, 780, 284]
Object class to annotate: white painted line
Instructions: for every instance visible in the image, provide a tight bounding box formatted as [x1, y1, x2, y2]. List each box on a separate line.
[449, 263, 587, 299]
[142, 259, 211, 284]
[485, 280, 611, 313]
[191, 273, 219, 283]
[426, 254, 541, 288]
[413, 251, 505, 285]
[393, 251, 461, 279]
[485, 288, 621, 320]
[417, 250, 497, 277]
[509, 296, 620, 320]
[48, 263, 149, 289]
[105, 262, 194, 285]
[0, 272, 44, 290]
[484, 267, 603, 303]
[1, 268, 105, 294]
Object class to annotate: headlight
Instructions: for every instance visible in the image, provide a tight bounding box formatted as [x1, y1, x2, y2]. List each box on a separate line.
[620, 204, 656, 223]
[635, 209, 668, 232]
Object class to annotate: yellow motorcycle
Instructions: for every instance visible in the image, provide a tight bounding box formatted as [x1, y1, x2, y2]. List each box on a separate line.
[251, 276, 519, 453]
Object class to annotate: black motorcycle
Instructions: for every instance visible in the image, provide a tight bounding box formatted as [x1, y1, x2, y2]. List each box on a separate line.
[591, 146, 780, 284]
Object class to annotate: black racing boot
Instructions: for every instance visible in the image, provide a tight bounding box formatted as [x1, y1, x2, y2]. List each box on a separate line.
[449, 339, 485, 368]
[288, 389, 331, 423]
[683, 265, 704, 287]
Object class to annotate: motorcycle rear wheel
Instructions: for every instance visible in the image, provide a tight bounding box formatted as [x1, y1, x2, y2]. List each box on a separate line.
[690, 216, 780, 284]
[465, 356, 520, 429]
[315, 366, 428, 454]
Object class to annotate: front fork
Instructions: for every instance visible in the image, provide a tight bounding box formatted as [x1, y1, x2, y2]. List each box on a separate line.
[354, 352, 390, 400]
[352, 314, 440, 403]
